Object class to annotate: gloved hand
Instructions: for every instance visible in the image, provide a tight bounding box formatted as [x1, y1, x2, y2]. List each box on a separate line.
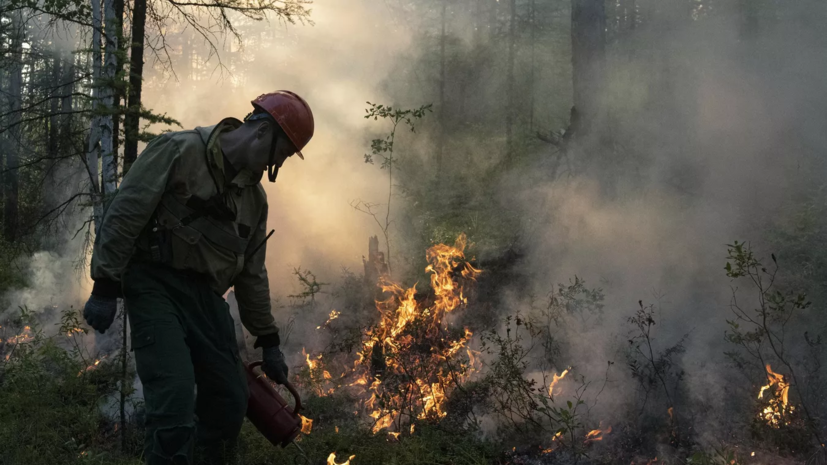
[83, 294, 118, 333]
[262, 346, 289, 385]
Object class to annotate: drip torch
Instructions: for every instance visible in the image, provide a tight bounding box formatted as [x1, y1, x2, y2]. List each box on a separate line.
[245, 361, 310, 464]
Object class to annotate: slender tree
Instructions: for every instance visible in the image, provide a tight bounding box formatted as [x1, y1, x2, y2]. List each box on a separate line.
[505, 0, 516, 160]
[437, 0, 447, 171]
[86, 0, 103, 231]
[570, 0, 605, 137]
[101, 0, 117, 196]
[122, 0, 146, 175]
[4, 11, 24, 242]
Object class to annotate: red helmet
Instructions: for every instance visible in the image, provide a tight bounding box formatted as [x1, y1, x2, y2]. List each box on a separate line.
[251, 90, 314, 160]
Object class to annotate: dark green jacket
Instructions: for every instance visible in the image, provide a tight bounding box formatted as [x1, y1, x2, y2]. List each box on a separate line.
[90, 118, 278, 338]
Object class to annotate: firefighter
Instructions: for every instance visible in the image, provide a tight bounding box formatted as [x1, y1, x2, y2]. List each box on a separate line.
[82, 91, 314, 465]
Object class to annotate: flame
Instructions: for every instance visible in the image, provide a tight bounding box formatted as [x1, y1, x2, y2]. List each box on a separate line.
[5, 326, 33, 345]
[300, 415, 313, 435]
[584, 424, 612, 444]
[547, 368, 569, 396]
[757, 364, 794, 427]
[304, 349, 323, 371]
[78, 356, 107, 376]
[350, 234, 480, 433]
[335, 426, 339, 434]
[667, 407, 673, 421]
[388, 431, 400, 440]
[541, 431, 563, 454]
[66, 327, 84, 337]
[317, 310, 341, 329]
[327, 453, 355, 465]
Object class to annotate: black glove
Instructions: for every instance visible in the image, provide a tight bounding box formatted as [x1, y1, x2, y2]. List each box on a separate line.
[83, 294, 118, 333]
[262, 346, 289, 385]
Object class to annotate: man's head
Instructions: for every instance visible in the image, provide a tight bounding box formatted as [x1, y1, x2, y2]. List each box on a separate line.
[240, 111, 297, 182]
[221, 90, 314, 183]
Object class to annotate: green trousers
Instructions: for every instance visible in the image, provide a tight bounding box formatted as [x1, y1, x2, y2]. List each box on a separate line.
[124, 262, 249, 465]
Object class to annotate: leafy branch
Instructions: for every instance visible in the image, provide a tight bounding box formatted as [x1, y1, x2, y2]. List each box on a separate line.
[357, 102, 432, 275]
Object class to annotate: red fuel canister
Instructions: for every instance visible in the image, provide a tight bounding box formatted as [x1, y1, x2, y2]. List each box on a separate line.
[245, 360, 303, 447]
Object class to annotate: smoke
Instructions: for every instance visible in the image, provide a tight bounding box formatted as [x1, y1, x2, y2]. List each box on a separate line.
[142, 0, 417, 296]
[4, 0, 826, 452]
[1, 248, 88, 322]
[487, 2, 827, 441]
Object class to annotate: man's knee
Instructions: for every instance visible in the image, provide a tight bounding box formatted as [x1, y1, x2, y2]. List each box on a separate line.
[146, 423, 196, 465]
[197, 386, 247, 440]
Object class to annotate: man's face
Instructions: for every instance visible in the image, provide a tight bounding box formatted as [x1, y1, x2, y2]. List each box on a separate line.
[247, 120, 295, 172]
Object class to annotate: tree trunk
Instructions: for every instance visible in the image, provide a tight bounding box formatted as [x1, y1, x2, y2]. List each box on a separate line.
[101, 0, 118, 197]
[571, 0, 606, 137]
[87, 0, 103, 233]
[739, 0, 758, 39]
[437, 0, 447, 172]
[123, 0, 147, 175]
[112, 0, 125, 175]
[4, 11, 24, 242]
[49, 56, 61, 160]
[60, 52, 75, 154]
[529, 0, 536, 131]
[488, 0, 497, 41]
[505, 0, 516, 161]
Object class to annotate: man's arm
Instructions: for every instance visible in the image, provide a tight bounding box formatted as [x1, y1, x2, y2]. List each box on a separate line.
[234, 201, 279, 347]
[90, 134, 181, 297]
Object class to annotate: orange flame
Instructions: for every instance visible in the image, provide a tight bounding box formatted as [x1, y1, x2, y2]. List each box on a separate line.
[317, 310, 341, 330]
[327, 452, 355, 465]
[6, 326, 33, 345]
[78, 356, 107, 376]
[547, 368, 569, 396]
[300, 415, 313, 435]
[757, 364, 794, 427]
[584, 424, 612, 444]
[541, 431, 563, 454]
[352, 234, 481, 433]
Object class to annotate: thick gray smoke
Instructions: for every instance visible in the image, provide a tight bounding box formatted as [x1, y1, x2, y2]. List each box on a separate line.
[3, 0, 826, 455]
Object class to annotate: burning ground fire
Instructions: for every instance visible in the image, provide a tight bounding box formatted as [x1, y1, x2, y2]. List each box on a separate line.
[548, 368, 569, 396]
[301, 234, 482, 434]
[356, 234, 481, 433]
[302, 234, 614, 460]
[584, 424, 612, 444]
[1, 325, 34, 360]
[78, 356, 108, 376]
[757, 364, 795, 428]
[327, 452, 355, 465]
[300, 415, 313, 434]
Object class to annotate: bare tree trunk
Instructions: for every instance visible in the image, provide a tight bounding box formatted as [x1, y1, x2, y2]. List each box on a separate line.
[49, 57, 60, 160]
[571, 0, 606, 137]
[529, 0, 536, 132]
[123, 0, 147, 175]
[61, 52, 75, 153]
[112, 0, 125, 178]
[437, 0, 447, 172]
[488, 0, 497, 41]
[739, 0, 758, 39]
[4, 11, 24, 242]
[87, 0, 103, 233]
[101, 0, 118, 197]
[505, 0, 516, 161]
[473, 0, 483, 45]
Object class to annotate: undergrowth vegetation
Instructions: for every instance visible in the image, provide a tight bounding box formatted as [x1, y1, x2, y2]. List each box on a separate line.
[1, 232, 825, 464]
